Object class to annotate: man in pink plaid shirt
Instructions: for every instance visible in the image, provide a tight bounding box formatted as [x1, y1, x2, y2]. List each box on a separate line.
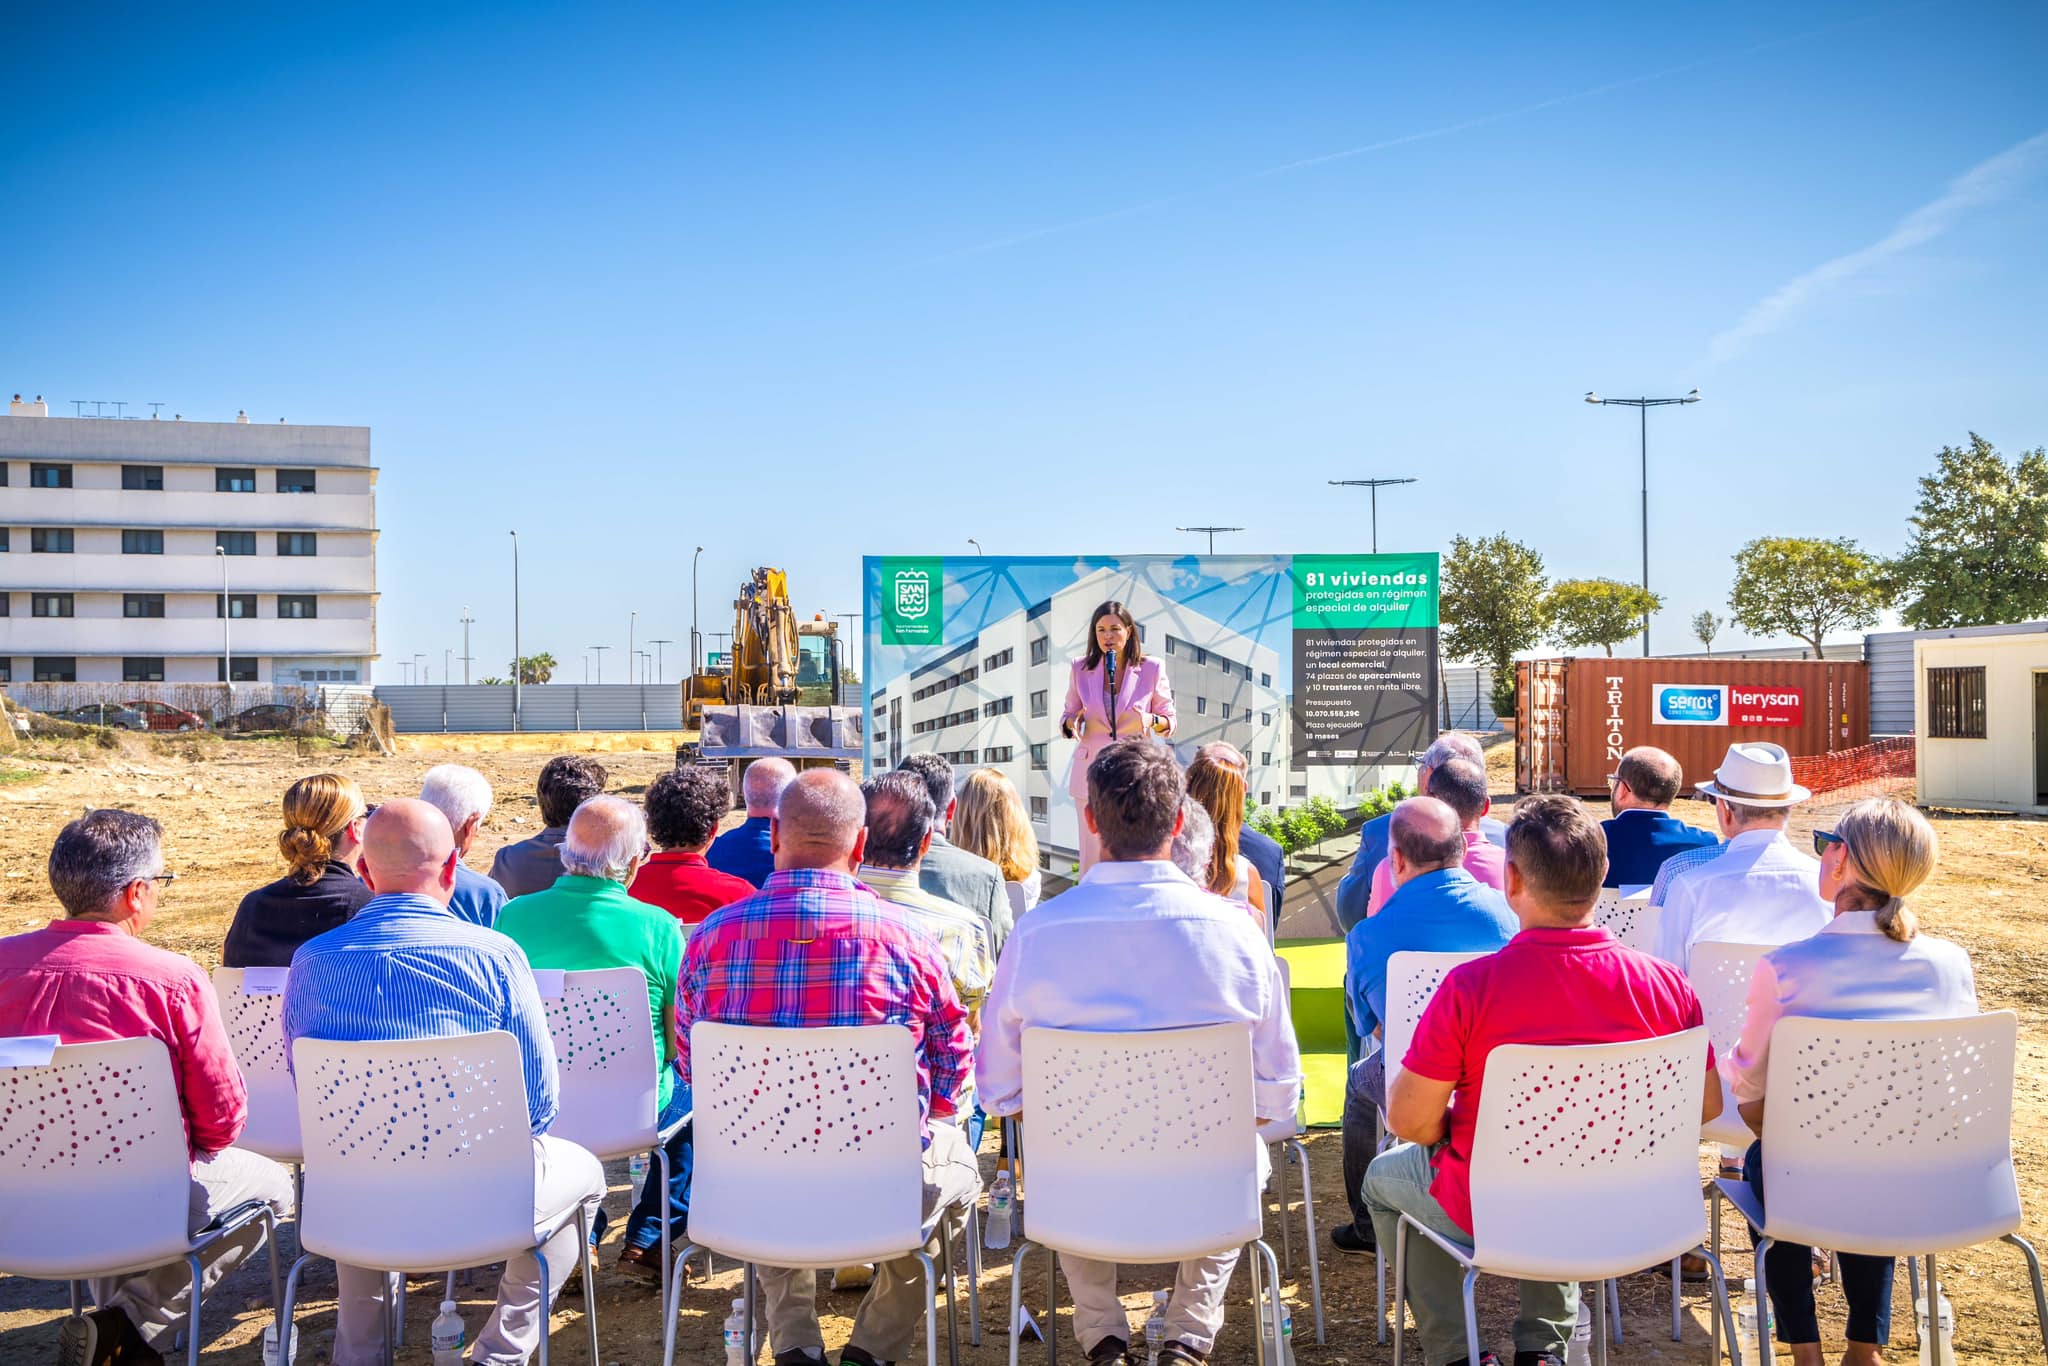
[678, 768, 979, 1366]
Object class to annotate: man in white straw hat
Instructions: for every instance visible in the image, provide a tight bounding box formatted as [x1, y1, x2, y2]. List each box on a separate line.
[1654, 741, 1829, 967]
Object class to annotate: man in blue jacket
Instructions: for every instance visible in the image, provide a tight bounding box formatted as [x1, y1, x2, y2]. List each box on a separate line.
[1599, 746, 1717, 887]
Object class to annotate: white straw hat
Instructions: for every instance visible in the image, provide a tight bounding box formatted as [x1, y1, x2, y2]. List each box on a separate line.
[1695, 742, 1811, 808]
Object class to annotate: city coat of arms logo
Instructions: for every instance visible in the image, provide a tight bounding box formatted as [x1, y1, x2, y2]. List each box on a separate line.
[894, 570, 931, 619]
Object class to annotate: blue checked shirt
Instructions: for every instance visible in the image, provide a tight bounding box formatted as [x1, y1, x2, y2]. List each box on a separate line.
[1649, 839, 1728, 907]
[282, 891, 560, 1134]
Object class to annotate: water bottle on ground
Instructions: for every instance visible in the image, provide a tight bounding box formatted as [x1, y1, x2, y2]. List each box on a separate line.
[430, 1299, 465, 1366]
[629, 1150, 650, 1187]
[1917, 1291, 1955, 1365]
[1278, 1302, 1295, 1366]
[260, 1320, 298, 1366]
[1735, 1278, 1759, 1345]
[725, 1298, 749, 1366]
[1144, 1290, 1169, 1366]
[984, 1171, 1014, 1249]
[1565, 1296, 1593, 1366]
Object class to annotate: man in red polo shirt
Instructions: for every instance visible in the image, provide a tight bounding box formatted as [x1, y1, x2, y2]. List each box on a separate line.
[630, 765, 756, 925]
[1367, 794, 1721, 1366]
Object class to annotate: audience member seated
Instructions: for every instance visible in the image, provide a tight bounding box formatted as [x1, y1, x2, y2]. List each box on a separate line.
[1365, 759, 1504, 918]
[488, 755, 608, 898]
[419, 762, 509, 927]
[897, 751, 1011, 951]
[978, 740, 1301, 1366]
[1335, 796, 1516, 1256]
[859, 772, 996, 1041]
[1169, 796, 1218, 888]
[707, 756, 793, 887]
[1186, 749, 1269, 926]
[1197, 742, 1285, 925]
[1726, 798, 1974, 1366]
[1365, 795, 1720, 1366]
[283, 800, 603, 1366]
[223, 772, 373, 968]
[678, 770, 977, 1366]
[1336, 733, 1503, 932]
[631, 765, 756, 924]
[0, 809, 292, 1363]
[1656, 742, 1829, 967]
[953, 767, 1043, 924]
[1599, 746, 1718, 888]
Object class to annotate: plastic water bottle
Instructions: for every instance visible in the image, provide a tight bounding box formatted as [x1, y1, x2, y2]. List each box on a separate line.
[629, 1150, 650, 1187]
[984, 1171, 1014, 1250]
[1278, 1303, 1295, 1366]
[1565, 1297, 1593, 1366]
[724, 1298, 749, 1366]
[1144, 1290, 1169, 1366]
[260, 1321, 298, 1366]
[1917, 1292, 1955, 1365]
[430, 1300, 464, 1366]
[1735, 1278, 1758, 1345]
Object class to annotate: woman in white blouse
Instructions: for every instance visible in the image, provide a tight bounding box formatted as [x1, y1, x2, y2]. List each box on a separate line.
[1725, 797, 1975, 1366]
[954, 768, 1042, 926]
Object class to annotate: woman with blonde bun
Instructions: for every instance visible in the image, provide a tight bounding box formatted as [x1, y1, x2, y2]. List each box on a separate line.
[222, 773, 373, 967]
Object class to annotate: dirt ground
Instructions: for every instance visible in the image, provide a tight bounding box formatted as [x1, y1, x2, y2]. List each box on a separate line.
[1, 731, 2044, 1363]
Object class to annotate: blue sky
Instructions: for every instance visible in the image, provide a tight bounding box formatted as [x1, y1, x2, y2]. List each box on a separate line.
[4, 1, 2045, 680]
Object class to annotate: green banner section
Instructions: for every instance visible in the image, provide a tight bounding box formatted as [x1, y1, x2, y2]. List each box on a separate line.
[1290, 553, 1439, 629]
[878, 556, 946, 645]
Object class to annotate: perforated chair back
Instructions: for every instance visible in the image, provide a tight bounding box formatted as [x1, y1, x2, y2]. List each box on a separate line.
[292, 1032, 539, 1273]
[1468, 1028, 1711, 1280]
[212, 967, 302, 1162]
[1595, 891, 1660, 955]
[688, 1022, 924, 1268]
[1593, 888, 1621, 921]
[1021, 1023, 1260, 1263]
[1383, 951, 1490, 1094]
[1760, 1012, 2021, 1256]
[1686, 941, 1772, 1147]
[540, 967, 660, 1161]
[0, 1037, 195, 1277]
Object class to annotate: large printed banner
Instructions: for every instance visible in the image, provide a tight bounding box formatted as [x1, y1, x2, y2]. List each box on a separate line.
[863, 553, 1439, 861]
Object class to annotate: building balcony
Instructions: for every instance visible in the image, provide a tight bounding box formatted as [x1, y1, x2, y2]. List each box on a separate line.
[1, 551, 377, 594]
[0, 615, 375, 657]
[5, 488, 375, 532]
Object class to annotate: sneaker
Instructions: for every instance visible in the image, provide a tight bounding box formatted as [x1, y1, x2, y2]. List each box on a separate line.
[57, 1308, 163, 1366]
[1086, 1335, 1132, 1366]
[1330, 1221, 1376, 1255]
[840, 1346, 892, 1366]
[832, 1263, 875, 1291]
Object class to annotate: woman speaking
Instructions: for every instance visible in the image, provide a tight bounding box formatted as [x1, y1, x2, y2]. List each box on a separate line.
[1061, 600, 1176, 871]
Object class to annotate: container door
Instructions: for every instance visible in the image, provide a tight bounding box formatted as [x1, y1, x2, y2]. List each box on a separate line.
[2035, 673, 2048, 806]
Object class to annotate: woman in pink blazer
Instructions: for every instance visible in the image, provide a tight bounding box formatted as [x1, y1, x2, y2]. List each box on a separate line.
[1061, 601, 1176, 871]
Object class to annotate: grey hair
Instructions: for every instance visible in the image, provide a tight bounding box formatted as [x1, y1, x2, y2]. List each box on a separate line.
[560, 794, 648, 882]
[49, 808, 164, 917]
[1170, 796, 1216, 884]
[742, 758, 796, 815]
[419, 763, 494, 831]
[1421, 732, 1485, 771]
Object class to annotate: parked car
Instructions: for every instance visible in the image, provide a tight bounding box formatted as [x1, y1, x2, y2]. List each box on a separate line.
[123, 700, 208, 732]
[231, 702, 310, 733]
[47, 703, 149, 730]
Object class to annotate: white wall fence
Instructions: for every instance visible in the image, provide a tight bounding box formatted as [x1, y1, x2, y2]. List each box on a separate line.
[371, 684, 683, 733]
[4, 681, 374, 731]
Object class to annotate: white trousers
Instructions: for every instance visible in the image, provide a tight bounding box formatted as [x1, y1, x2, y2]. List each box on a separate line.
[331, 1135, 605, 1366]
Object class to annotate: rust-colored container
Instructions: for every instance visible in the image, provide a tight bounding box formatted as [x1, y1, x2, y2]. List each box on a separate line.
[1515, 656, 1868, 796]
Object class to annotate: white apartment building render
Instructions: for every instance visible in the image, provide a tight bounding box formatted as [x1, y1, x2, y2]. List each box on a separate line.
[0, 398, 378, 685]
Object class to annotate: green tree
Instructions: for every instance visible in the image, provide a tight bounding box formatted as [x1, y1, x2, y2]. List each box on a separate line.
[1889, 434, 2048, 628]
[1728, 537, 1890, 655]
[1441, 533, 1548, 718]
[511, 653, 557, 685]
[1544, 578, 1663, 656]
[1692, 610, 1722, 654]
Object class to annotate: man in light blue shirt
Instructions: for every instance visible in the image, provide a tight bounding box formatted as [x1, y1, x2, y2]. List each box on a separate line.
[419, 762, 509, 927]
[284, 799, 602, 1366]
[707, 756, 791, 887]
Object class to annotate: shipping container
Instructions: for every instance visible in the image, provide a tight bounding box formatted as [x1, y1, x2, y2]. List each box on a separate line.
[1515, 656, 1868, 796]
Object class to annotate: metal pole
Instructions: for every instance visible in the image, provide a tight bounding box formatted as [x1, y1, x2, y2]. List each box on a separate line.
[460, 606, 474, 684]
[510, 531, 522, 730]
[650, 639, 672, 684]
[1327, 479, 1417, 556]
[1640, 401, 1651, 657]
[1370, 485, 1378, 554]
[692, 546, 705, 674]
[592, 645, 608, 684]
[629, 611, 637, 684]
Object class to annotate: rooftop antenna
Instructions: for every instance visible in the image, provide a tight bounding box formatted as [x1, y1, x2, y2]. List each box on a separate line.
[148, 403, 165, 418]
[1175, 525, 1244, 555]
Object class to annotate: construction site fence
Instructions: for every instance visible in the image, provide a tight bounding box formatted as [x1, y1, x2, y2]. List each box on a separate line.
[1792, 735, 1917, 807]
[371, 684, 684, 733]
[2, 681, 375, 734]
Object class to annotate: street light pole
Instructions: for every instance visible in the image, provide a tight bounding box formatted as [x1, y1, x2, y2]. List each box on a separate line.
[460, 606, 475, 684]
[591, 645, 609, 684]
[1327, 477, 1419, 554]
[629, 611, 637, 685]
[967, 538, 983, 555]
[1175, 526, 1244, 554]
[691, 546, 705, 675]
[1584, 389, 1701, 655]
[510, 531, 522, 730]
[649, 640, 673, 684]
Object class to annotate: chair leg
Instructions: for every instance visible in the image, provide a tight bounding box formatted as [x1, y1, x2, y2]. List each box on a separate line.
[184, 1252, 205, 1366]
[1671, 1256, 1682, 1342]
[1248, 1238, 1267, 1366]
[1007, 1243, 1035, 1366]
[1459, 1266, 1482, 1366]
[1605, 1277, 1622, 1344]
[1710, 1188, 1724, 1365]
[661, 1242, 702, 1366]
[917, 1251, 941, 1366]
[654, 1144, 673, 1331]
[1926, 1256, 1947, 1366]
[1376, 1225, 1388, 1345]
[966, 1201, 983, 1346]
[1591, 1279, 1608, 1366]
[395, 1271, 407, 1348]
[1254, 1240, 1285, 1366]
[1274, 1143, 1293, 1278]
[1697, 1245, 1742, 1366]
[1907, 1253, 1921, 1323]
[277, 1254, 313, 1365]
[745, 1262, 762, 1363]
[1392, 1218, 1409, 1366]
[260, 1208, 283, 1344]
[577, 1205, 601, 1365]
[536, 1246, 552, 1366]
[2003, 1234, 2048, 1358]
[940, 1218, 962, 1366]
[68, 1280, 83, 1316]
[1289, 1139, 1325, 1345]
[1753, 1237, 1775, 1366]
[1045, 1244, 1058, 1366]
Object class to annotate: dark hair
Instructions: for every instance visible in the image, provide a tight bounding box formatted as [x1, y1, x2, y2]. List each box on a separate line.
[1617, 748, 1682, 806]
[1506, 794, 1607, 912]
[644, 766, 731, 851]
[537, 755, 608, 827]
[896, 752, 954, 818]
[1426, 759, 1490, 826]
[1086, 739, 1184, 860]
[1390, 799, 1466, 868]
[1080, 601, 1145, 671]
[50, 808, 164, 917]
[861, 771, 937, 868]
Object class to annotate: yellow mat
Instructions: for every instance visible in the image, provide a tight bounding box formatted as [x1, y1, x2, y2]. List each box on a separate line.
[1277, 938, 1348, 1127]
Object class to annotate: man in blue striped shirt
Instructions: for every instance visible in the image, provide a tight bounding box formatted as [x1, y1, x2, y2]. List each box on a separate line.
[284, 799, 604, 1366]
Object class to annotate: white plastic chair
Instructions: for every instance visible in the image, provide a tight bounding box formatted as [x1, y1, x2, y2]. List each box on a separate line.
[1711, 1012, 2048, 1366]
[664, 1022, 976, 1366]
[278, 1031, 601, 1366]
[1595, 889, 1660, 955]
[0, 1036, 284, 1366]
[1007, 1023, 1287, 1366]
[1390, 1028, 1739, 1366]
[1260, 958, 1324, 1345]
[212, 968, 302, 1165]
[1685, 942, 1772, 1152]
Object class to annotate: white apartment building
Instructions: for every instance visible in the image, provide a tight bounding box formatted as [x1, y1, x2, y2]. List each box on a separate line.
[0, 396, 377, 685]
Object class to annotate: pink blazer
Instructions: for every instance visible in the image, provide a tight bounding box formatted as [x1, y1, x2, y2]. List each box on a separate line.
[1061, 656, 1176, 798]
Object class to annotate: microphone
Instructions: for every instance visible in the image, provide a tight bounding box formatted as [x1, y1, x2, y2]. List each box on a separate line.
[1104, 647, 1120, 736]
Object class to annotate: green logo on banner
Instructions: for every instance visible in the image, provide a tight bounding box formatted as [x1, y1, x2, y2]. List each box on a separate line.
[1291, 553, 1440, 629]
[879, 557, 945, 645]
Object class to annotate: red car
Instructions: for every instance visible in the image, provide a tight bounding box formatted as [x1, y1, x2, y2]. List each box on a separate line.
[122, 700, 207, 732]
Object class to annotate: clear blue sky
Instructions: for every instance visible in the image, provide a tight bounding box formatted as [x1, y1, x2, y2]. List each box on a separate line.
[5, 1, 2044, 680]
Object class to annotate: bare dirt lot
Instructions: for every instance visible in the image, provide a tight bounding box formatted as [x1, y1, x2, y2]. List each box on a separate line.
[1, 732, 2044, 1363]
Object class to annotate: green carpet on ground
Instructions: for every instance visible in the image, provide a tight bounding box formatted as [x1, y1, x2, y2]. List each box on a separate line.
[1277, 937, 1347, 1127]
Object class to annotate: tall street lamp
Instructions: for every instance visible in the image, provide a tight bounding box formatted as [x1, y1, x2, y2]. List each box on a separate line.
[1584, 388, 1702, 655]
[591, 644, 609, 684]
[1176, 526, 1243, 554]
[967, 538, 983, 555]
[510, 530, 522, 730]
[691, 546, 705, 674]
[649, 639, 673, 684]
[1327, 477, 1418, 554]
[629, 611, 637, 684]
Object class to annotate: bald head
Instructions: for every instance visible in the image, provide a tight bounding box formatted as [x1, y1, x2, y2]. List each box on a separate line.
[1614, 746, 1682, 810]
[743, 758, 797, 817]
[562, 794, 649, 883]
[773, 769, 869, 873]
[360, 798, 459, 902]
[1388, 796, 1466, 881]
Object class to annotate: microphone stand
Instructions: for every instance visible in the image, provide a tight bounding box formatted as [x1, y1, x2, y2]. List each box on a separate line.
[1105, 648, 1119, 743]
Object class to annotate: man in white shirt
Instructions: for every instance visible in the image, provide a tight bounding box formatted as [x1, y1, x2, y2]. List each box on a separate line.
[1655, 742, 1830, 967]
[978, 740, 1301, 1366]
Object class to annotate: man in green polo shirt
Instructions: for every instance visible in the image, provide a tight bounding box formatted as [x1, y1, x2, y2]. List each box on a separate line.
[498, 793, 689, 1284]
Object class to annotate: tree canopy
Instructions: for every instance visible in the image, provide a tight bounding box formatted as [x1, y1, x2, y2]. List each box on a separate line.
[1889, 434, 2048, 628]
[1545, 578, 1662, 656]
[1728, 537, 1890, 655]
[512, 653, 557, 684]
[1440, 534, 1548, 719]
[1692, 610, 1721, 653]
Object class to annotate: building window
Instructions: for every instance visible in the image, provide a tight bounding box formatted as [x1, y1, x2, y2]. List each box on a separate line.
[277, 532, 318, 556]
[31, 528, 74, 553]
[984, 746, 1014, 763]
[0, 593, 8, 616]
[985, 647, 1014, 671]
[1030, 637, 1048, 665]
[1927, 666, 1987, 739]
[0, 528, 9, 551]
[124, 594, 166, 619]
[1030, 690, 1048, 718]
[34, 657, 77, 682]
[1261, 672, 1272, 688]
[122, 465, 165, 490]
[1029, 796, 1048, 821]
[1194, 646, 1208, 666]
[218, 658, 259, 682]
[217, 594, 257, 619]
[1261, 791, 1272, 806]
[216, 468, 258, 493]
[0, 659, 8, 681]
[1261, 711, 1272, 726]
[278, 595, 318, 619]
[30, 463, 72, 488]
[123, 657, 166, 682]
[1291, 785, 1309, 800]
[1165, 637, 1176, 656]
[216, 531, 257, 556]
[276, 468, 317, 493]
[122, 529, 164, 555]
[1221, 703, 1233, 720]
[1261, 752, 1272, 766]
[1196, 697, 1208, 715]
[1030, 743, 1048, 770]
[32, 593, 74, 618]
[983, 696, 1013, 718]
